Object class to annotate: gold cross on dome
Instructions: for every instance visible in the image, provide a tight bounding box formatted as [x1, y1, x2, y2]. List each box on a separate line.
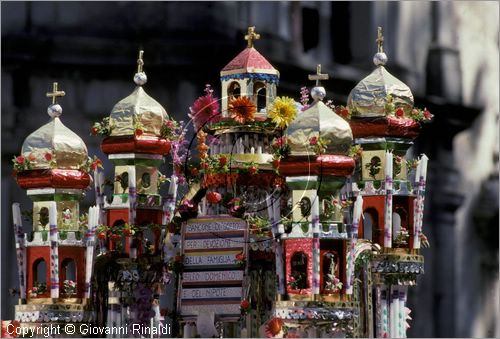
[245, 26, 260, 48]
[308, 64, 329, 86]
[376, 26, 384, 53]
[46, 82, 65, 105]
[137, 50, 144, 73]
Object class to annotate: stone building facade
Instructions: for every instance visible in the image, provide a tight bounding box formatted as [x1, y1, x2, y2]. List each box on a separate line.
[1, 2, 498, 337]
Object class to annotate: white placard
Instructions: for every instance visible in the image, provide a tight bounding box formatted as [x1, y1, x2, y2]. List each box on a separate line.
[183, 270, 244, 283]
[185, 220, 246, 233]
[181, 287, 242, 300]
[181, 304, 240, 316]
[184, 253, 239, 266]
[184, 238, 244, 250]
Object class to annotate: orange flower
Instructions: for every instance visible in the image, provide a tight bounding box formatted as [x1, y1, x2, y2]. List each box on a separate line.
[228, 96, 256, 124]
[265, 318, 284, 337]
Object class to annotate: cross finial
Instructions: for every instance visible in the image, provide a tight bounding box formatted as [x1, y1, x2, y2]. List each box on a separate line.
[245, 26, 260, 48]
[137, 50, 144, 73]
[46, 82, 65, 105]
[308, 64, 329, 87]
[376, 26, 384, 53]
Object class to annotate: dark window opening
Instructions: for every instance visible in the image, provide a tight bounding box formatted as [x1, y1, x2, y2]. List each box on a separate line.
[302, 7, 319, 52]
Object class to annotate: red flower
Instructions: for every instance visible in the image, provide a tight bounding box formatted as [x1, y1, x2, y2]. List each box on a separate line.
[44, 152, 53, 161]
[273, 137, 285, 147]
[166, 120, 175, 129]
[272, 159, 280, 168]
[123, 229, 132, 236]
[110, 234, 121, 241]
[395, 108, 405, 117]
[15, 156, 25, 164]
[235, 252, 245, 261]
[228, 96, 256, 124]
[97, 232, 106, 240]
[91, 127, 98, 135]
[240, 299, 250, 310]
[189, 93, 220, 131]
[219, 156, 227, 167]
[190, 167, 199, 176]
[248, 166, 258, 175]
[201, 162, 209, 170]
[206, 191, 222, 204]
[135, 128, 143, 137]
[90, 158, 103, 171]
[423, 109, 432, 120]
[309, 136, 318, 145]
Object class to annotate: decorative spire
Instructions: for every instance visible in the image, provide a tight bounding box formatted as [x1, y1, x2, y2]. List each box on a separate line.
[133, 49, 148, 86]
[376, 27, 384, 53]
[308, 64, 328, 102]
[244, 26, 260, 48]
[308, 64, 329, 87]
[46, 82, 65, 118]
[373, 26, 388, 66]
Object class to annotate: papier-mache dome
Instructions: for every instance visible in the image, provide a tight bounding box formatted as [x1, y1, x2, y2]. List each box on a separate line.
[287, 65, 353, 156]
[109, 51, 170, 137]
[21, 84, 88, 170]
[347, 28, 414, 118]
[220, 36, 279, 82]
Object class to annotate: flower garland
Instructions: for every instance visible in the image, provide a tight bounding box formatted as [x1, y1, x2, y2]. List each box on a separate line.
[228, 96, 256, 124]
[309, 136, 330, 156]
[12, 151, 57, 173]
[267, 96, 298, 129]
[246, 215, 272, 237]
[348, 145, 363, 160]
[79, 155, 104, 173]
[90, 117, 112, 136]
[160, 119, 179, 141]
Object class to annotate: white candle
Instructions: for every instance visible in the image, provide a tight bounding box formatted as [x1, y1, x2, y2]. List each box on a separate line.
[415, 157, 421, 183]
[420, 154, 428, 181]
[250, 146, 255, 154]
[353, 195, 363, 225]
[385, 151, 393, 177]
[168, 175, 178, 197]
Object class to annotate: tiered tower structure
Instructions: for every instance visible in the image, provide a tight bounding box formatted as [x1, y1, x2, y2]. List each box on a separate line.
[11, 83, 96, 336]
[177, 27, 285, 338]
[92, 51, 178, 334]
[347, 27, 430, 338]
[271, 67, 360, 338]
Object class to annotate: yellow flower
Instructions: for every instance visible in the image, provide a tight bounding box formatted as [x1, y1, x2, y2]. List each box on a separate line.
[268, 96, 298, 129]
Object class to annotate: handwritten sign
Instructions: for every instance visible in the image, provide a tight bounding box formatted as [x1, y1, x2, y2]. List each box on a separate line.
[185, 219, 246, 233]
[183, 270, 244, 283]
[184, 237, 244, 250]
[179, 216, 247, 318]
[181, 287, 242, 300]
[184, 253, 240, 266]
